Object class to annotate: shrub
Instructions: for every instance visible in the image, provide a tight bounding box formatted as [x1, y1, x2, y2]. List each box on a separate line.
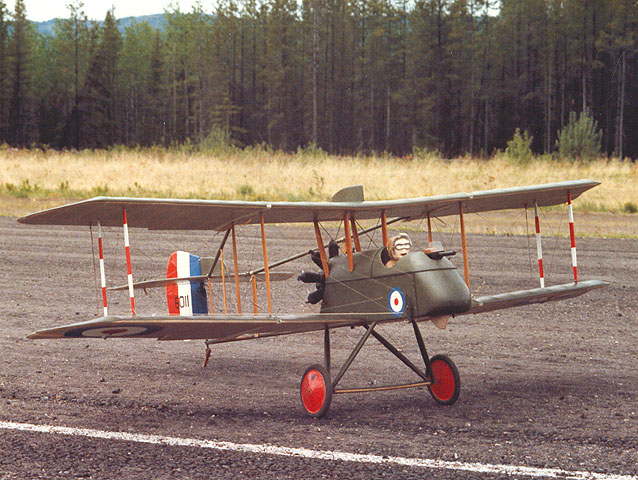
[5, 179, 39, 198]
[198, 126, 236, 154]
[505, 128, 533, 164]
[297, 142, 328, 158]
[237, 184, 255, 198]
[555, 111, 602, 162]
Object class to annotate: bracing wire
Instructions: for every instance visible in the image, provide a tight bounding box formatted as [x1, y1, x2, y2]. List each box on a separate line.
[525, 206, 535, 282]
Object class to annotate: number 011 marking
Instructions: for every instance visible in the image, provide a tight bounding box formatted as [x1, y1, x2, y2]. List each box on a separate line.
[175, 295, 190, 309]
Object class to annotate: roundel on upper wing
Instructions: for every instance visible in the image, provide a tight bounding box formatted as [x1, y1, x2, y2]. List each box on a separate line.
[388, 288, 405, 316]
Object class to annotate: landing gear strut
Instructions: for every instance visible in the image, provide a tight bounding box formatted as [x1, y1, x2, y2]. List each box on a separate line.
[299, 309, 460, 417]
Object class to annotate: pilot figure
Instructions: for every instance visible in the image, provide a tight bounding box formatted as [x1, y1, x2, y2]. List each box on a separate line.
[385, 233, 412, 268]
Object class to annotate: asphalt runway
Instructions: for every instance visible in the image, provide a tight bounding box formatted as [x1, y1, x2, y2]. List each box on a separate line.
[0, 215, 636, 479]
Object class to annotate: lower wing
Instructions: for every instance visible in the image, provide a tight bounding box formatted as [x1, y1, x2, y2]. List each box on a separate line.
[26, 312, 399, 342]
[27, 280, 608, 342]
[465, 279, 608, 314]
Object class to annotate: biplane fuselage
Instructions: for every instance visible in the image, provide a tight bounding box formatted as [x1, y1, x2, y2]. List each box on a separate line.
[19, 179, 610, 417]
[321, 248, 471, 319]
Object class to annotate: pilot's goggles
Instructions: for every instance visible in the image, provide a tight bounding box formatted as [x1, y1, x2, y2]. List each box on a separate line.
[394, 240, 412, 251]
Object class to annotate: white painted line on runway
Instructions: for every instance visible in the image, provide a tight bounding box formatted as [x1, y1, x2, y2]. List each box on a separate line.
[1, 420, 636, 480]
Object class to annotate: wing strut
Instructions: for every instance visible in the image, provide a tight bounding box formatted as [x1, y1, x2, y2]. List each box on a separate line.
[343, 212, 354, 272]
[427, 213, 433, 243]
[207, 227, 232, 314]
[534, 202, 545, 288]
[122, 208, 136, 315]
[381, 210, 389, 246]
[251, 275, 258, 314]
[206, 228, 231, 277]
[568, 191, 578, 283]
[97, 222, 108, 316]
[221, 249, 228, 314]
[459, 202, 470, 288]
[313, 219, 330, 276]
[207, 276, 214, 314]
[350, 215, 362, 252]
[231, 223, 242, 314]
[260, 212, 272, 313]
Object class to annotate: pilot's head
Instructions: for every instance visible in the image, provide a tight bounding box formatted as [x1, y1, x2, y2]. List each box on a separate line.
[387, 233, 412, 261]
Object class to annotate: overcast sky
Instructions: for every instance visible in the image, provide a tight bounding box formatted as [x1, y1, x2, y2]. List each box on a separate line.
[7, 0, 204, 22]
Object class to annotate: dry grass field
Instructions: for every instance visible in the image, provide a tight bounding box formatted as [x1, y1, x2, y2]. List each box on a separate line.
[2, 147, 637, 235]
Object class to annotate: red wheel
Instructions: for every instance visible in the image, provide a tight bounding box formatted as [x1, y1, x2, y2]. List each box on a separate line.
[300, 364, 332, 418]
[427, 354, 460, 405]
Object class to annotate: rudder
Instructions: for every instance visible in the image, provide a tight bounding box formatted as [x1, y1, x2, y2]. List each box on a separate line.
[166, 251, 208, 316]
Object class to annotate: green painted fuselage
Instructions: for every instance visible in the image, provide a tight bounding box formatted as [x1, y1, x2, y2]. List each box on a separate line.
[320, 248, 471, 319]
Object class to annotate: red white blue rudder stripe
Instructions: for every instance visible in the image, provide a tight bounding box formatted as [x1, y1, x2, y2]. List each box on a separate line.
[166, 251, 208, 316]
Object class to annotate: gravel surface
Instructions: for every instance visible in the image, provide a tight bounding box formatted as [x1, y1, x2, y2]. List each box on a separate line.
[0, 215, 636, 479]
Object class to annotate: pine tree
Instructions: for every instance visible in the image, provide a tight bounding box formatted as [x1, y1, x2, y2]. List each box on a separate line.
[51, 0, 90, 147]
[598, 0, 637, 159]
[120, 20, 157, 145]
[0, 1, 9, 142]
[164, 7, 191, 144]
[8, 0, 35, 146]
[145, 31, 165, 145]
[262, 0, 303, 150]
[77, 9, 122, 148]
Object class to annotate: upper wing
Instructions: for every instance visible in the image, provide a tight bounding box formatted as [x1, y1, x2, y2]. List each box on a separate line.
[18, 180, 599, 231]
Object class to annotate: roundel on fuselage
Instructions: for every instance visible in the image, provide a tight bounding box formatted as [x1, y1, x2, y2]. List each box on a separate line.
[388, 287, 405, 316]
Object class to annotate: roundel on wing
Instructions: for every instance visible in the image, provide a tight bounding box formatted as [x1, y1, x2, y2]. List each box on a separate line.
[62, 324, 162, 338]
[81, 326, 150, 338]
[388, 288, 405, 316]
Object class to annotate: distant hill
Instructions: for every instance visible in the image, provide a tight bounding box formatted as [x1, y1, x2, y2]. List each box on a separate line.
[34, 13, 167, 36]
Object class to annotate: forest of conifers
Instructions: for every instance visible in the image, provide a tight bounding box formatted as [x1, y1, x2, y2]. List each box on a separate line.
[0, 0, 636, 158]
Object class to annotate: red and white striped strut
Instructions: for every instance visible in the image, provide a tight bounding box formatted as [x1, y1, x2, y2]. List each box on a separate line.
[567, 191, 578, 283]
[534, 202, 545, 288]
[97, 222, 108, 316]
[122, 208, 136, 315]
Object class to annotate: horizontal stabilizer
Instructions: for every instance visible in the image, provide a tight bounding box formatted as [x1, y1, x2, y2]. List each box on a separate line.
[466, 280, 609, 315]
[109, 272, 295, 291]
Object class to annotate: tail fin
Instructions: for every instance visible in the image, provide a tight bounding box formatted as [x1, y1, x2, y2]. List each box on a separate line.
[166, 251, 208, 316]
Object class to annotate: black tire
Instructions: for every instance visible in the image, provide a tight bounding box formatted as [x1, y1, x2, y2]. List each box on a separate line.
[300, 364, 333, 418]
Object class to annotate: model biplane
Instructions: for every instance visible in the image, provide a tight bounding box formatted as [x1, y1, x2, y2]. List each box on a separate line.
[20, 180, 608, 417]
